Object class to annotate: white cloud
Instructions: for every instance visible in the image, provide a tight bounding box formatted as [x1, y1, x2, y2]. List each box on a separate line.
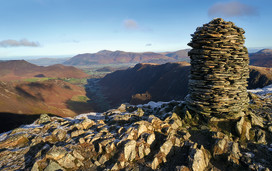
[0, 39, 40, 48]
[208, 1, 258, 17]
[123, 19, 139, 30]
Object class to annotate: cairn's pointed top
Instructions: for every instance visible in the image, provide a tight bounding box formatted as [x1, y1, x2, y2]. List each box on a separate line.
[210, 18, 224, 24]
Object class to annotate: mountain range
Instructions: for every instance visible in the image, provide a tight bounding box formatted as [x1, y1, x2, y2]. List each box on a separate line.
[63, 49, 190, 65]
[23, 49, 272, 68]
[63, 48, 272, 68]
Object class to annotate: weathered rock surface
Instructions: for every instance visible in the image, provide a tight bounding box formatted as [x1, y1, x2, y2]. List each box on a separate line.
[0, 96, 271, 170]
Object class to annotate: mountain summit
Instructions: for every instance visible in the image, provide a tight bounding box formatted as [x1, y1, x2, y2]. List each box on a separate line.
[250, 49, 272, 67]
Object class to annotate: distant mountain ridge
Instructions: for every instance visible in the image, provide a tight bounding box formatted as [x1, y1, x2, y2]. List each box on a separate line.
[27, 57, 71, 66]
[64, 49, 190, 65]
[0, 60, 88, 81]
[249, 49, 272, 67]
[63, 48, 272, 67]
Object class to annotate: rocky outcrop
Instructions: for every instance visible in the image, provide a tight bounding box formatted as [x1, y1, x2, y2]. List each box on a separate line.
[0, 94, 271, 170]
[186, 18, 249, 119]
[64, 50, 175, 65]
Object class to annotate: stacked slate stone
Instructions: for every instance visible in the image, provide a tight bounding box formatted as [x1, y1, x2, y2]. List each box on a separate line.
[186, 18, 249, 119]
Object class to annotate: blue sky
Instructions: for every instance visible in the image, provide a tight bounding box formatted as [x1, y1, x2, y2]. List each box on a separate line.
[0, 0, 272, 59]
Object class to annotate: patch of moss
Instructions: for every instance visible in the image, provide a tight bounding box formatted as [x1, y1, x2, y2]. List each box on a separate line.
[71, 95, 90, 102]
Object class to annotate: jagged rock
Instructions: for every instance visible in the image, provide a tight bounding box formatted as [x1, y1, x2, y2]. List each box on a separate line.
[145, 147, 151, 156]
[79, 137, 85, 144]
[228, 142, 241, 165]
[151, 157, 160, 170]
[0, 133, 28, 149]
[188, 144, 211, 171]
[117, 103, 127, 112]
[111, 162, 119, 170]
[180, 131, 191, 140]
[138, 143, 145, 159]
[255, 129, 266, 144]
[81, 118, 95, 129]
[236, 116, 251, 140]
[160, 140, 173, 156]
[44, 160, 64, 171]
[124, 140, 137, 161]
[72, 150, 85, 161]
[236, 117, 244, 136]
[58, 153, 76, 169]
[147, 133, 156, 145]
[71, 129, 85, 138]
[0, 85, 271, 170]
[37, 114, 51, 124]
[268, 126, 272, 133]
[125, 127, 137, 140]
[52, 128, 67, 141]
[176, 166, 190, 171]
[249, 112, 264, 128]
[105, 142, 116, 153]
[136, 108, 145, 117]
[46, 145, 67, 160]
[31, 161, 40, 171]
[136, 122, 149, 137]
[213, 136, 228, 157]
[98, 154, 109, 165]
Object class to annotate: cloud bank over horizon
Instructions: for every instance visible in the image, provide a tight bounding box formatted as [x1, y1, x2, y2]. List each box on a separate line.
[208, 1, 258, 17]
[0, 39, 40, 48]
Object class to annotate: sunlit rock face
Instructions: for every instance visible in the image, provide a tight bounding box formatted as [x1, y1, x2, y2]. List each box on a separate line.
[186, 18, 249, 119]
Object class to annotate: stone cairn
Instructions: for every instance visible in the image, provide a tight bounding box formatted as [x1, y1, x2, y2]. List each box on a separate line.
[186, 18, 249, 119]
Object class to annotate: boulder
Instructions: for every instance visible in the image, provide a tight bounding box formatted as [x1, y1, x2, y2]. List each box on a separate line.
[188, 144, 211, 171]
[46, 146, 67, 160]
[160, 140, 173, 156]
[236, 116, 251, 140]
[57, 153, 76, 169]
[124, 140, 137, 161]
[37, 114, 51, 124]
[44, 160, 64, 171]
[0, 133, 29, 149]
